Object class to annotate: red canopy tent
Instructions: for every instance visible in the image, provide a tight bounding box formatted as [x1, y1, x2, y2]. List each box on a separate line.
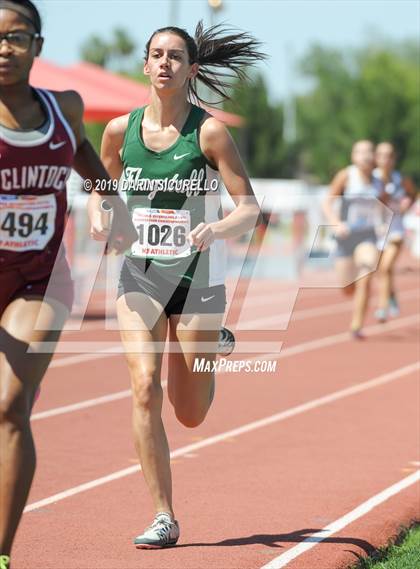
[67, 62, 150, 110]
[30, 59, 243, 126]
[30, 59, 134, 121]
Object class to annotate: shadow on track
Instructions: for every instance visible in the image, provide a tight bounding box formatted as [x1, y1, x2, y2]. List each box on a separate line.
[173, 527, 375, 554]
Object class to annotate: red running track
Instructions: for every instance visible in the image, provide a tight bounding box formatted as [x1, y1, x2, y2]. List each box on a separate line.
[11, 263, 420, 569]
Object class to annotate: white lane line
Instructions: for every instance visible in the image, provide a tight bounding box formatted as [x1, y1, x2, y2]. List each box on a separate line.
[62, 285, 311, 334]
[50, 351, 119, 368]
[25, 361, 419, 512]
[31, 390, 130, 420]
[59, 286, 419, 335]
[275, 312, 419, 360]
[260, 470, 420, 569]
[32, 379, 166, 421]
[228, 284, 326, 309]
[33, 313, 420, 421]
[49, 286, 419, 367]
[242, 288, 419, 329]
[44, 340, 283, 355]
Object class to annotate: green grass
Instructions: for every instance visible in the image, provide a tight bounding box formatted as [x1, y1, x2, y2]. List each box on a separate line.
[350, 523, 420, 569]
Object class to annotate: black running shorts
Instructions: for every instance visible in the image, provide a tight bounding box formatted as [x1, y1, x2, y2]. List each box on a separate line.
[117, 257, 226, 317]
[335, 228, 377, 258]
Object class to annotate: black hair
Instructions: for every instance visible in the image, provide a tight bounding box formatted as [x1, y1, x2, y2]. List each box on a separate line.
[144, 21, 266, 104]
[3, 0, 42, 34]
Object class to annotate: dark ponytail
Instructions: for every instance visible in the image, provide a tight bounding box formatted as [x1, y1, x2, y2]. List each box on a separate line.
[145, 20, 266, 105]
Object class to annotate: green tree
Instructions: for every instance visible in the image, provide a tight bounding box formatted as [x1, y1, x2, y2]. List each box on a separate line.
[113, 28, 136, 58]
[224, 74, 298, 178]
[81, 28, 138, 71]
[297, 40, 420, 183]
[80, 29, 147, 151]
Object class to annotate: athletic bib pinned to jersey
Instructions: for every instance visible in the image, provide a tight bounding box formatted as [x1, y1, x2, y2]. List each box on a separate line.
[0, 88, 76, 272]
[121, 104, 226, 288]
[0, 194, 56, 252]
[131, 207, 191, 259]
[346, 197, 378, 230]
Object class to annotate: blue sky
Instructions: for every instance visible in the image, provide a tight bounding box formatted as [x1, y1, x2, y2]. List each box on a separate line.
[39, 0, 419, 102]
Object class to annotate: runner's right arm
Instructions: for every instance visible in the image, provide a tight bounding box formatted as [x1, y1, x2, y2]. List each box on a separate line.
[400, 176, 417, 214]
[54, 91, 136, 253]
[87, 115, 134, 247]
[323, 168, 349, 238]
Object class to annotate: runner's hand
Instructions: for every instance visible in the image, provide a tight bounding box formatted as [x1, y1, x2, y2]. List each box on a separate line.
[399, 196, 413, 215]
[188, 223, 215, 252]
[334, 222, 350, 238]
[89, 209, 109, 241]
[89, 198, 137, 254]
[107, 200, 138, 254]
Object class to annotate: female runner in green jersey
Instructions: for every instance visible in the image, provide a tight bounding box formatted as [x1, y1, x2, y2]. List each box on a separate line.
[89, 21, 264, 548]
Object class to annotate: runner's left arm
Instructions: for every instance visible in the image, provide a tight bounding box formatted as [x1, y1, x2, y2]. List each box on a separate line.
[189, 117, 261, 252]
[54, 91, 137, 253]
[400, 176, 417, 214]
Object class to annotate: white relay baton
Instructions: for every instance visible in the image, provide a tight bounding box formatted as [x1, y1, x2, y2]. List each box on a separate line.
[100, 199, 113, 231]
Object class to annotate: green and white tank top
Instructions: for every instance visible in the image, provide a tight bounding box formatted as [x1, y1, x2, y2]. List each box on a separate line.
[121, 105, 226, 288]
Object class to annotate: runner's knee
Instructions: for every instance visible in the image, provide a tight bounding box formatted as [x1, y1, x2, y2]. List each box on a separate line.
[356, 273, 372, 291]
[378, 263, 392, 276]
[342, 283, 355, 296]
[132, 375, 163, 412]
[0, 391, 31, 430]
[175, 403, 209, 428]
[176, 410, 207, 428]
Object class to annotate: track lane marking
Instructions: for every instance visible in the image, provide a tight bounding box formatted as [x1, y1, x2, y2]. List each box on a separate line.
[61, 287, 419, 334]
[32, 312, 419, 421]
[260, 470, 420, 568]
[25, 361, 419, 512]
[49, 289, 419, 366]
[242, 288, 419, 329]
[31, 390, 131, 420]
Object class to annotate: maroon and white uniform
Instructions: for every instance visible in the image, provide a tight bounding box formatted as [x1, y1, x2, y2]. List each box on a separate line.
[0, 88, 76, 315]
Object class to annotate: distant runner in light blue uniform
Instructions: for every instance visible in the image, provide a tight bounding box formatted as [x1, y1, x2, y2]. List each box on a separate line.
[323, 140, 384, 338]
[373, 142, 417, 321]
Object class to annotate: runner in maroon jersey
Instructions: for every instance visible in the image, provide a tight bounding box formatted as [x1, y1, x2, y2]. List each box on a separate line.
[0, 2, 136, 565]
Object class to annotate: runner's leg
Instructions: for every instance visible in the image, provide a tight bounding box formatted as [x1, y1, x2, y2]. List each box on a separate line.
[117, 292, 173, 517]
[377, 241, 402, 312]
[335, 257, 357, 296]
[167, 313, 223, 428]
[0, 298, 68, 555]
[351, 242, 379, 331]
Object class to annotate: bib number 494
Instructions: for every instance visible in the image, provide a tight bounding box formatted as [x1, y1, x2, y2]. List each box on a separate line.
[1, 211, 49, 238]
[0, 194, 56, 251]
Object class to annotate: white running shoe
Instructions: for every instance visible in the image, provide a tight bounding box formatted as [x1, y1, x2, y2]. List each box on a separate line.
[134, 513, 179, 549]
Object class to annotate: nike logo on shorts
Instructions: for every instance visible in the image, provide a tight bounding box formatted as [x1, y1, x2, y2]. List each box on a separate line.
[201, 295, 215, 303]
[173, 152, 190, 160]
[49, 141, 67, 150]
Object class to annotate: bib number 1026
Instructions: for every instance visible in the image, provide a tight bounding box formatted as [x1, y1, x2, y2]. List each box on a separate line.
[137, 223, 186, 247]
[131, 208, 191, 258]
[0, 211, 49, 238]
